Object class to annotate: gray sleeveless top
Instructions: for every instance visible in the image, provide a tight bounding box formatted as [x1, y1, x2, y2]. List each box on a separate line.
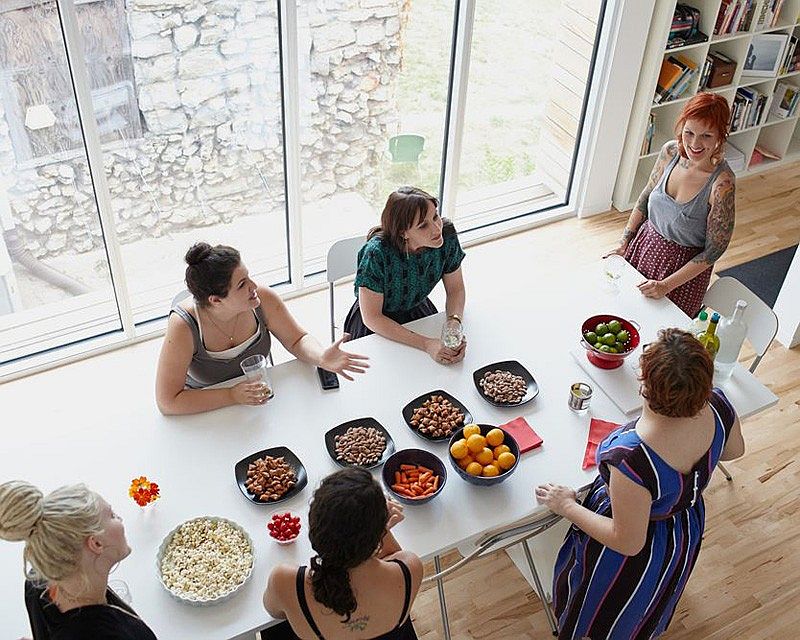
[648, 151, 729, 248]
[170, 291, 272, 389]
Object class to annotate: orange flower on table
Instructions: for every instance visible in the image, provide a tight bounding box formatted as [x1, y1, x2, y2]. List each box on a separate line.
[129, 476, 160, 507]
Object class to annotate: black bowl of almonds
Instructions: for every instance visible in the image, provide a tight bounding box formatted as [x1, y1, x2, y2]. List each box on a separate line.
[472, 360, 539, 407]
[401, 390, 473, 442]
[324, 418, 395, 469]
[234, 447, 307, 505]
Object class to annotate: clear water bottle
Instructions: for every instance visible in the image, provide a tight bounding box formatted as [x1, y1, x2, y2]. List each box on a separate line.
[687, 309, 709, 336]
[715, 300, 748, 381]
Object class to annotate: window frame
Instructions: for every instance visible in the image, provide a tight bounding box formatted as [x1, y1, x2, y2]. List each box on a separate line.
[0, 0, 619, 381]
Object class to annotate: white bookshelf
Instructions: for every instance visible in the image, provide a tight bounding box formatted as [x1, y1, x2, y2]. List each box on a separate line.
[613, 0, 800, 211]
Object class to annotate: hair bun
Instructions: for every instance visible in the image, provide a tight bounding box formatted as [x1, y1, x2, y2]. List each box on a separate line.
[185, 242, 212, 267]
[0, 481, 44, 542]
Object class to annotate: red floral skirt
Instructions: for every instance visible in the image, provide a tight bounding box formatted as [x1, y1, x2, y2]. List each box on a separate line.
[624, 220, 711, 318]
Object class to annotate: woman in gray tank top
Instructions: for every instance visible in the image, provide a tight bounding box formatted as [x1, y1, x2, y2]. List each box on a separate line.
[156, 243, 369, 415]
[606, 93, 736, 317]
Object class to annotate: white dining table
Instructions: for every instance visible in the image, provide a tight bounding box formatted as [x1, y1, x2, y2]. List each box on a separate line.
[0, 255, 777, 640]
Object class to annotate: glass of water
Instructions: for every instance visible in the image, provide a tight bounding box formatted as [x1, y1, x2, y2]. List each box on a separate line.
[109, 579, 132, 605]
[602, 260, 622, 292]
[240, 354, 274, 400]
[440, 318, 463, 349]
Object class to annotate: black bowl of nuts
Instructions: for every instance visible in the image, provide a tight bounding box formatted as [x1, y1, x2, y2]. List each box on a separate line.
[472, 361, 539, 407]
[234, 447, 308, 505]
[324, 418, 396, 469]
[401, 390, 473, 442]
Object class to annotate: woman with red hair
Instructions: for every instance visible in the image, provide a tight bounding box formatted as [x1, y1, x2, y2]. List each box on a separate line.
[607, 92, 735, 317]
[537, 329, 744, 639]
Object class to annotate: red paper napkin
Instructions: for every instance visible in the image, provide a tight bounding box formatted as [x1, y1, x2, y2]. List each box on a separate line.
[500, 417, 543, 453]
[582, 418, 621, 470]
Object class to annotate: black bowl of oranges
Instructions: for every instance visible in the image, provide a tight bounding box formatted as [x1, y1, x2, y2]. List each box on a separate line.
[448, 423, 519, 486]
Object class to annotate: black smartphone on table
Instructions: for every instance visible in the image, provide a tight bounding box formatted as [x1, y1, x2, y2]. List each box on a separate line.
[316, 367, 340, 390]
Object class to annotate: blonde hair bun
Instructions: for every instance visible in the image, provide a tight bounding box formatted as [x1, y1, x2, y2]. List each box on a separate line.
[0, 481, 44, 542]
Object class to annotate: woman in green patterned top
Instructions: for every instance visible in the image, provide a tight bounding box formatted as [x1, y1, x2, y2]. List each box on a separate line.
[343, 186, 467, 365]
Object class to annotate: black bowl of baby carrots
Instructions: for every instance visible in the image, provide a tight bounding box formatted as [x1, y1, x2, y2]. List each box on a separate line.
[381, 449, 447, 505]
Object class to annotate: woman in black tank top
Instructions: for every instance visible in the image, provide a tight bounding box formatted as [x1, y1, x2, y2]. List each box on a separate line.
[263, 468, 422, 640]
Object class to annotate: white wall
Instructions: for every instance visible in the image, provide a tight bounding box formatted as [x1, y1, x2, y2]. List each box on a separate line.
[774, 249, 800, 348]
[575, 0, 656, 217]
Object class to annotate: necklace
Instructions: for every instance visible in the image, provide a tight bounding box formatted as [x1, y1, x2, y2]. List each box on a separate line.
[203, 309, 240, 343]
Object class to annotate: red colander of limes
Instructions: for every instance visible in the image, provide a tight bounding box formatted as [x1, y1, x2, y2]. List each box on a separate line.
[580, 314, 640, 370]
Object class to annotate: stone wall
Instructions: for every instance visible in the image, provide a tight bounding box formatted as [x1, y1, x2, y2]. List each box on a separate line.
[0, 0, 407, 258]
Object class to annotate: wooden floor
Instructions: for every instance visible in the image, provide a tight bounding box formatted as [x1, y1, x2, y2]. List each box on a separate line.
[409, 162, 800, 639]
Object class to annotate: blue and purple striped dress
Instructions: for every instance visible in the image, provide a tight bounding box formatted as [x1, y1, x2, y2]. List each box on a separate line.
[553, 388, 736, 639]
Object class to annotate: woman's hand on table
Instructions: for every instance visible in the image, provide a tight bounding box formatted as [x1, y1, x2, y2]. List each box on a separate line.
[603, 244, 628, 259]
[229, 381, 271, 405]
[385, 498, 404, 530]
[637, 279, 669, 299]
[424, 336, 467, 365]
[535, 483, 578, 517]
[318, 334, 370, 381]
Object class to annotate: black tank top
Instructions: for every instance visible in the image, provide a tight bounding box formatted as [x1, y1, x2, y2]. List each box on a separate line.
[294, 559, 416, 640]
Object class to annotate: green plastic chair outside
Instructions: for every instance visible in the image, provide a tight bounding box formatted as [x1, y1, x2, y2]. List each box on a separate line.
[388, 134, 425, 163]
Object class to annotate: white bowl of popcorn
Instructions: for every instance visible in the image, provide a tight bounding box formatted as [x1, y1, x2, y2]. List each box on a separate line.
[156, 516, 254, 606]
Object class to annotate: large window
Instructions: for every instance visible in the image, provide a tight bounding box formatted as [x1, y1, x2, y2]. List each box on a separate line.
[0, 0, 120, 364]
[295, 1, 455, 275]
[0, 0, 608, 375]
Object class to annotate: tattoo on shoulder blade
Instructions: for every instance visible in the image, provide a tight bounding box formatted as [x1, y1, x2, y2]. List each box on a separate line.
[343, 615, 369, 632]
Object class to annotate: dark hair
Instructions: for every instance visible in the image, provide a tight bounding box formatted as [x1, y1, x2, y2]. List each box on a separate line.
[308, 468, 388, 621]
[639, 328, 713, 418]
[367, 186, 444, 253]
[184, 243, 241, 307]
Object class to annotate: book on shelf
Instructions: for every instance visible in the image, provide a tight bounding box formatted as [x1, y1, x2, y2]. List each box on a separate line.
[714, 0, 755, 35]
[724, 141, 747, 172]
[779, 36, 798, 74]
[654, 54, 698, 103]
[754, 0, 788, 29]
[749, 144, 782, 167]
[699, 50, 737, 90]
[769, 81, 800, 119]
[769, 0, 786, 26]
[641, 113, 656, 156]
[730, 86, 773, 132]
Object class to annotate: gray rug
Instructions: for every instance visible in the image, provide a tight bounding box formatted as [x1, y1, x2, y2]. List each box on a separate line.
[718, 245, 797, 308]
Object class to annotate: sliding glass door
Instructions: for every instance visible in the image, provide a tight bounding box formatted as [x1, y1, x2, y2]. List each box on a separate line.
[0, 0, 609, 376]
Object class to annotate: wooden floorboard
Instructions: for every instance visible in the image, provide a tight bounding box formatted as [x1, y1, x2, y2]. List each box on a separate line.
[409, 161, 800, 639]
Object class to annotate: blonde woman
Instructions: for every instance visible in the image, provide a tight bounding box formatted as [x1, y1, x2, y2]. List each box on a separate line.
[0, 481, 157, 640]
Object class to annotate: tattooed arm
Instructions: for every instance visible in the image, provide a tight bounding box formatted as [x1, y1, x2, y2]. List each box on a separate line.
[694, 169, 736, 264]
[640, 169, 736, 299]
[608, 141, 678, 256]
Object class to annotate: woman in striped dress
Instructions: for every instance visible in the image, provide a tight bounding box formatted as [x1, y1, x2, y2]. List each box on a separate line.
[606, 93, 736, 318]
[536, 329, 745, 639]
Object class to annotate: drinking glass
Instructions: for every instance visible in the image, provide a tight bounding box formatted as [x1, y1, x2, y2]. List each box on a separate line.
[240, 354, 274, 400]
[109, 579, 132, 604]
[602, 260, 622, 292]
[440, 318, 463, 349]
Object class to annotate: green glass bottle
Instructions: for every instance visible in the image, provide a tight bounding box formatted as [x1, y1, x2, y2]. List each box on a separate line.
[697, 312, 721, 360]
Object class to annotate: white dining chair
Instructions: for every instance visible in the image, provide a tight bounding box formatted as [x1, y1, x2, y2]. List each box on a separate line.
[702, 276, 778, 480]
[326, 235, 366, 343]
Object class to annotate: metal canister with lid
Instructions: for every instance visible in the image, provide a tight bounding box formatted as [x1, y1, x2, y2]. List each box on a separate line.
[568, 382, 592, 412]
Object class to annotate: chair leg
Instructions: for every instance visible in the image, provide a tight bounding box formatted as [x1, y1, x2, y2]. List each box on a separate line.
[717, 462, 733, 481]
[329, 283, 336, 344]
[522, 539, 558, 637]
[433, 554, 451, 640]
